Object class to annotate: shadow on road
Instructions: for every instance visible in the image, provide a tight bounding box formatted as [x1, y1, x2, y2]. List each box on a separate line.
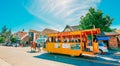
[27, 51, 38, 53]
[34, 53, 114, 66]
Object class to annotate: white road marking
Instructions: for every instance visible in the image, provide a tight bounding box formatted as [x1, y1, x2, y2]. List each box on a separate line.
[96, 55, 120, 63]
[49, 54, 120, 66]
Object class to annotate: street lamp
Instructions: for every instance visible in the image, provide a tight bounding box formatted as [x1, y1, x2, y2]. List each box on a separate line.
[93, 25, 95, 29]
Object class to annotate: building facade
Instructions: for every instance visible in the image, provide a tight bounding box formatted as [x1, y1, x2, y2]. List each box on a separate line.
[14, 31, 29, 45]
[63, 25, 120, 48]
[29, 29, 41, 42]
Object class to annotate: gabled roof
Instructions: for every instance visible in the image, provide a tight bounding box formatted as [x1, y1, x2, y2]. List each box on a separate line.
[29, 29, 41, 33]
[71, 25, 79, 31]
[63, 25, 79, 32]
[115, 30, 120, 34]
[104, 32, 119, 36]
[16, 31, 28, 40]
[42, 28, 59, 36]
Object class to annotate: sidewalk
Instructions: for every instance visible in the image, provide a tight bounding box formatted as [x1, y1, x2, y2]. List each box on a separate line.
[0, 58, 12, 66]
[0, 46, 71, 66]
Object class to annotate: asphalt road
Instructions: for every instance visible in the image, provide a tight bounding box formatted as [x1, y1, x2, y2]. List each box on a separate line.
[34, 53, 120, 66]
[0, 46, 120, 66]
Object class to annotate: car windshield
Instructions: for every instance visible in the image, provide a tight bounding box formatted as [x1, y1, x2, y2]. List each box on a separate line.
[37, 38, 47, 43]
[98, 42, 106, 46]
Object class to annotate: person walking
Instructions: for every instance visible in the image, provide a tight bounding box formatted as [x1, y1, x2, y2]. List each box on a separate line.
[36, 42, 41, 52]
[30, 41, 36, 52]
[93, 35, 99, 53]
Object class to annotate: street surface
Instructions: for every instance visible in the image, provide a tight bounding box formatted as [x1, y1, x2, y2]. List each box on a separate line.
[0, 46, 120, 66]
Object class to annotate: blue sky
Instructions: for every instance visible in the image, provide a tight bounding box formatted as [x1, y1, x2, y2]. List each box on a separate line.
[0, 0, 120, 33]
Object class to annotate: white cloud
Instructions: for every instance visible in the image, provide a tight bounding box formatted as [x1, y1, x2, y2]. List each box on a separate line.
[24, 0, 101, 31]
[111, 25, 120, 29]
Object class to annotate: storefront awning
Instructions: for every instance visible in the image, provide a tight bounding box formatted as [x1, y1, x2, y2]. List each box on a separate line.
[97, 36, 110, 40]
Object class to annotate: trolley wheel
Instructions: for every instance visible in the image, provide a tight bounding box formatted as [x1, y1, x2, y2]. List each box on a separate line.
[48, 51, 52, 54]
[70, 55, 75, 57]
[79, 54, 82, 56]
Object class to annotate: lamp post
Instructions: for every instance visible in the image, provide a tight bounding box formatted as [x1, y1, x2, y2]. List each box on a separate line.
[93, 25, 95, 29]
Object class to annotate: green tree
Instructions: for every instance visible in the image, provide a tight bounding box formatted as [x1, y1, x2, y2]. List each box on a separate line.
[2, 25, 7, 33]
[10, 37, 17, 43]
[6, 29, 12, 38]
[1, 25, 12, 38]
[0, 36, 5, 43]
[1, 25, 7, 38]
[79, 7, 113, 32]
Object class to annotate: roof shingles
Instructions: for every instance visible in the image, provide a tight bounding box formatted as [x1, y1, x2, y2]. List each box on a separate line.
[42, 28, 59, 36]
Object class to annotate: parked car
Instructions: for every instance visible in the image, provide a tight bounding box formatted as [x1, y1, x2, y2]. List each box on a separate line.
[12, 43, 19, 47]
[88, 42, 108, 54]
[98, 42, 108, 54]
[6, 42, 12, 46]
[1, 43, 6, 46]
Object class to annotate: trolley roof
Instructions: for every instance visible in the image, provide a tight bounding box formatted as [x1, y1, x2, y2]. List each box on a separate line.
[48, 28, 100, 37]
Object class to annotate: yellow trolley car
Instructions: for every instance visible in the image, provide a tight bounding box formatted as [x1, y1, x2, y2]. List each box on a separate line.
[43, 28, 100, 56]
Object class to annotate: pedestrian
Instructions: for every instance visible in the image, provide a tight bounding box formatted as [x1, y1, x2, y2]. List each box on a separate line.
[93, 35, 99, 53]
[93, 35, 98, 42]
[36, 42, 41, 52]
[30, 41, 36, 52]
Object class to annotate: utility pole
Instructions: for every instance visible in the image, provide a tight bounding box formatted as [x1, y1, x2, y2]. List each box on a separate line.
[93, 25, 95, 29]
